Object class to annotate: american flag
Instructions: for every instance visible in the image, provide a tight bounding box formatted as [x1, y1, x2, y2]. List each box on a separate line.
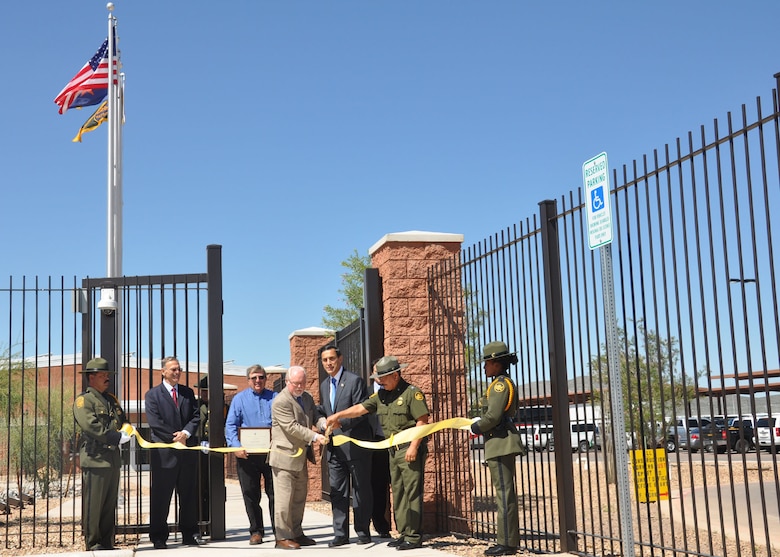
[54, 38, 113, 115]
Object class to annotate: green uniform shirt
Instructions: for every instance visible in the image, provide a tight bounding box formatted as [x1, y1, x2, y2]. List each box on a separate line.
[73, 387, 127, 468]
[473, 374, 525, 459]
[362, 378, 429, 437]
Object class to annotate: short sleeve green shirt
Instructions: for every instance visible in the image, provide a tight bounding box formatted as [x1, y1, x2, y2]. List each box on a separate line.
[362, 378, 429, 437]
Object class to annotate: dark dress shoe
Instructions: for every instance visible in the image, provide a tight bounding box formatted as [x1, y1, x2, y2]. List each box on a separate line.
[294, 535, 317, 546]
[357, 536, 372, 545]
[328, 537, 349, 547]
[397, 540, 422, 550]
[152, 540, 168, 550]
[387, 538, 404, 548]
[275, 539, 301, 550]
[249, 533, 263, 545]
[484, 545, 517, 556]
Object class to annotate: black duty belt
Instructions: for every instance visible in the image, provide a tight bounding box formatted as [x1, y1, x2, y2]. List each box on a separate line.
[388, 442, 411, 456]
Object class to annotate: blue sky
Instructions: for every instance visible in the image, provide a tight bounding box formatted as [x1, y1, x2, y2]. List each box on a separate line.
[1, 1, 779, 369]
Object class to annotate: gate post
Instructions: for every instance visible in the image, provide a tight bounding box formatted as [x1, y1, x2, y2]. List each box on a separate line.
[206, 244, 226, 540]
[539, 200, 577, 553]
[368, 231, 463, 533]
[363, 268, 384, 372]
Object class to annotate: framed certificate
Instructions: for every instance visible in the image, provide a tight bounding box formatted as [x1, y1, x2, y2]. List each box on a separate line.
[240, 427, 271, 452]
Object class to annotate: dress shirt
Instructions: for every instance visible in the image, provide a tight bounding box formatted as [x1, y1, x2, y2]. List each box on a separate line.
[163, 380, 189, 438]
[225, 387, 277, 447]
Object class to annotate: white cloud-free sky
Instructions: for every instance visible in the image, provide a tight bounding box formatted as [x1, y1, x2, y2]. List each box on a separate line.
[1, 1, 779, 367]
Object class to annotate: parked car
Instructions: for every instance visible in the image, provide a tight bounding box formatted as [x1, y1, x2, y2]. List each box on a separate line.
[517, 423, 553, 451]
[570, 422, 600, 452]
[725, 417, 756, 453]
[689, 418, 727, 453]
[756, 414, 780, 452]
[668, 416, 711, 452]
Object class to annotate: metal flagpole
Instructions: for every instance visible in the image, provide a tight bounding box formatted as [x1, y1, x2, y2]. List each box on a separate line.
[106, 3, 117, 278]
[102, 2, 123, 391]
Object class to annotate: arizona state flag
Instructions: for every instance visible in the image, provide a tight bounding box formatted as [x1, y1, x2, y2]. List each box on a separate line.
[72, 100, 108, 143]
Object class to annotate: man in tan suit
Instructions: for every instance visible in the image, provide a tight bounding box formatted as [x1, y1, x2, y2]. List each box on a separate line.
[268, 366, 328, 549]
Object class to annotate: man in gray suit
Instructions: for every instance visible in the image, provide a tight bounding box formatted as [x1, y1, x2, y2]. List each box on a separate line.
[269, 366, 328, 550]
[315, 345, 374, 547]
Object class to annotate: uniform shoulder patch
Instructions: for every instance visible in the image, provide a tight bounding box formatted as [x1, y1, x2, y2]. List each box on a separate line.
[493, 382, 506, 393]
[76, 396, 85, 408]
[414, 391, 424, 401]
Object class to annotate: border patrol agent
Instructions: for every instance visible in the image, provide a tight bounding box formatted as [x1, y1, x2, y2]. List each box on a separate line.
[72, 357, 130, 550]
[470, 341, 525, 556]
[326, 355, 430, 551]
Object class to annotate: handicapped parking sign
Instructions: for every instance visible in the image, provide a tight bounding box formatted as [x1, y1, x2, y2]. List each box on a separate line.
[591, 185, 605, 212]
[582, 152, 613, 249]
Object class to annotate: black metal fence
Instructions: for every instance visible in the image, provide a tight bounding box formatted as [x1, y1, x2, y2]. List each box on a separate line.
[0, 246, 225, 551]
[428, 78, 780, 557]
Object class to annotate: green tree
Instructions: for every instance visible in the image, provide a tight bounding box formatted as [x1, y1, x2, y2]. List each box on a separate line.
[0, 348, 76, 496]
[591, 320, 700, 449]
[322, 249, 372, 330]
[463, 285, 489, 415]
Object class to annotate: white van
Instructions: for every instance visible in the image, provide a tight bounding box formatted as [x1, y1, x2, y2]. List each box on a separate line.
[570, 422, 600, 452]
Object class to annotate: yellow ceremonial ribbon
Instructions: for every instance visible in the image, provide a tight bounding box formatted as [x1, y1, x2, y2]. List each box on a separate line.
[331, 417, 477, 449]
[120, 423, 303, 457]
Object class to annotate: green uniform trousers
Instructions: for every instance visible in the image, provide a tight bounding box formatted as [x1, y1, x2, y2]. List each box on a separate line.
[82, 465, 121, 549]
[487, 454, 519, 548]
[389, 445, 427, 544]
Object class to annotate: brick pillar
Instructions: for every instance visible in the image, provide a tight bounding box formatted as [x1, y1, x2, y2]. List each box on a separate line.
[368, 231, 463, 533]
[289, 326, 333, 501]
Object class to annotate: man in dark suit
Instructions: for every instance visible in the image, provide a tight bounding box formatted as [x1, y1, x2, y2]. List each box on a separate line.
[144, 356, 205, 549]
[268, 366, 328, 550]
[315, 345, 374, 546]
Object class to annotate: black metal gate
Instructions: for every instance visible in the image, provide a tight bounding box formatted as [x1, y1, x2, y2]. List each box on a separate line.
[318, 267, 384, 501]
[0, 245, 226, 551]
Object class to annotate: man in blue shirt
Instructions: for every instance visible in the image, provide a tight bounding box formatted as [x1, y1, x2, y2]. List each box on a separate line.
[225, 365, 277, 545]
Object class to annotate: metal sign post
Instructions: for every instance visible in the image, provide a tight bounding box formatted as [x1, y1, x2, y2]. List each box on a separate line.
[583, 153, 634, 557]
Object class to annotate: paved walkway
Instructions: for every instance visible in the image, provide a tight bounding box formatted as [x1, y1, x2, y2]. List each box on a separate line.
[32, 478, 569, 557]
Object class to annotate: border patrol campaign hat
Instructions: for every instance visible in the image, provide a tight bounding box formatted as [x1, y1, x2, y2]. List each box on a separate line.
[479, 341, 516, 362]
[370, 355, 408, 379]
[81, 357, 116, 373]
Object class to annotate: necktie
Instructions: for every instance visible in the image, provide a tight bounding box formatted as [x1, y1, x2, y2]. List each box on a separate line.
[172, 387, 178, 407]
[330, 377, 337, 409]
[296, 396, 303, 408]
